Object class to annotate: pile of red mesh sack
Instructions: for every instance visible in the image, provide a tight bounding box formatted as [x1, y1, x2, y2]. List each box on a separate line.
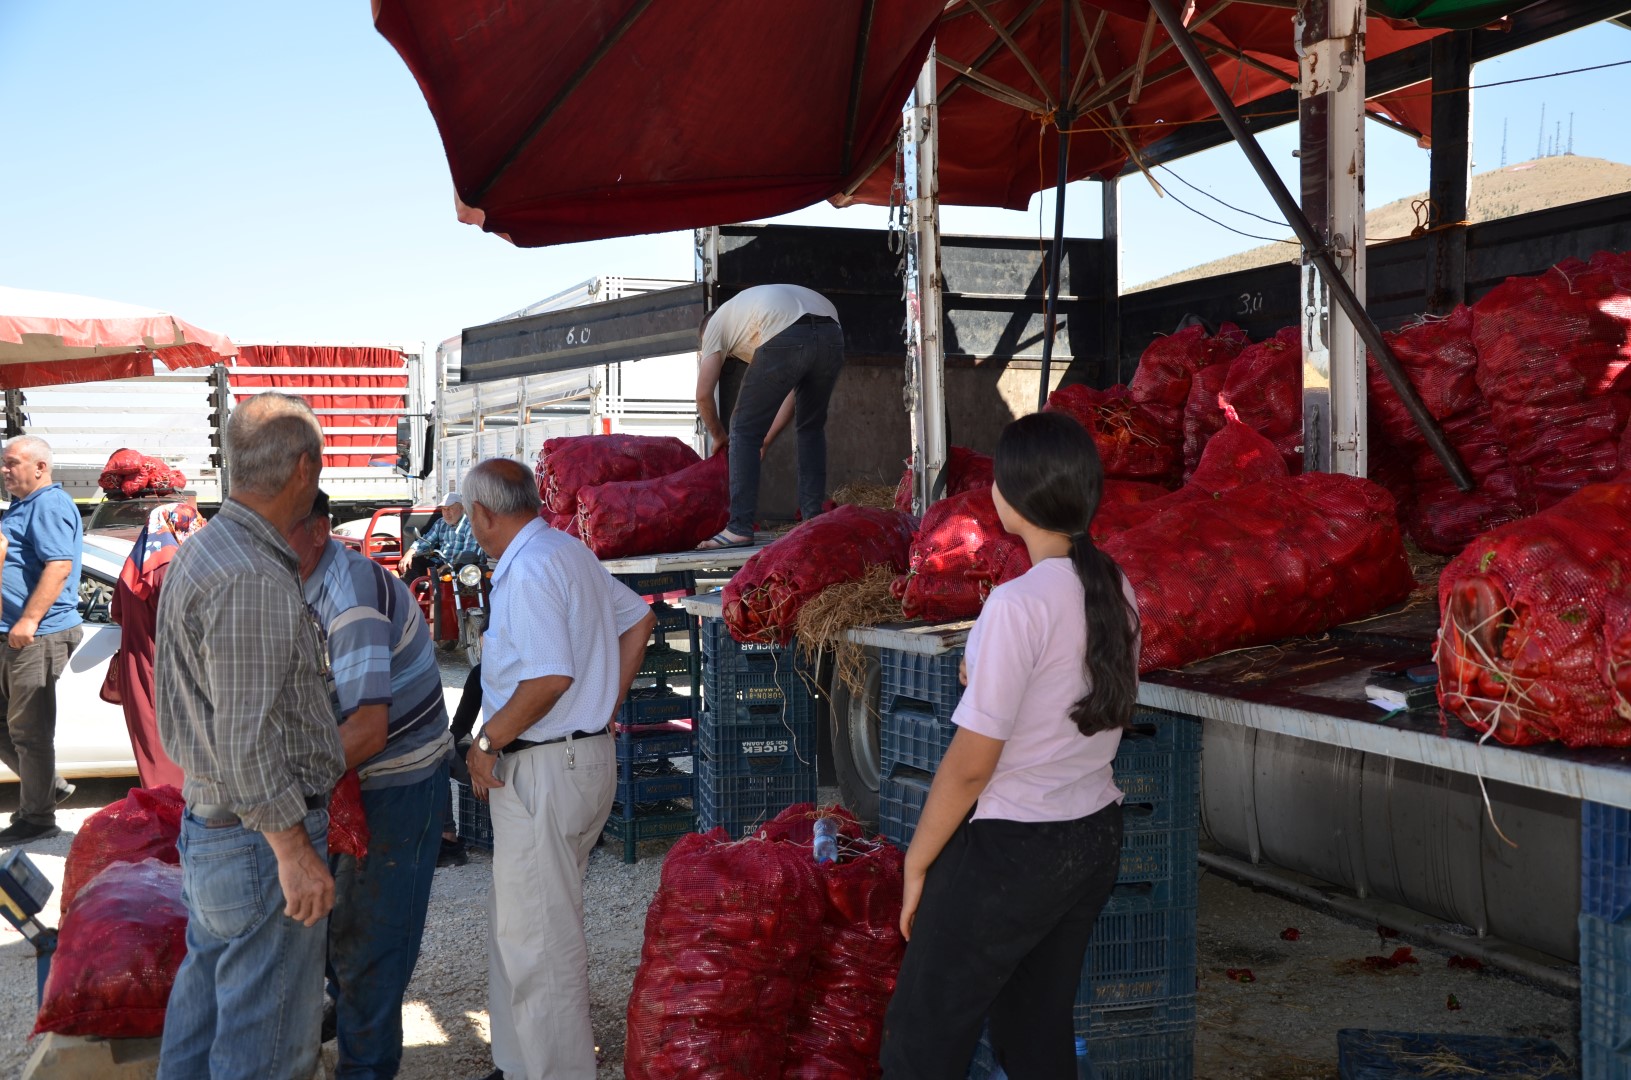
[60, 785, 183, 914]
[1045, 384, 1180, 487]
[35, 859, 188, 1039]
[1130, 324, 1248, 478]
[1437, 476, 1631, 748]
[724, 506, 916, 644]
[1182, 363, 1234, 481]
[98, 448, 186, 498]
[1366, 307, 1525, 554]
[1090, 422, 1289, 541]
[577, 452, 729, 559]
[894, 486, 1029, 623]
[625, 805, 905, 1080]
[535, 434, 700, 518]
[1105, 470, 1414, 672]
[892, 446, 994, 513]
[1219, 326, 1303, 475]
[1471, 252, 1631, 514]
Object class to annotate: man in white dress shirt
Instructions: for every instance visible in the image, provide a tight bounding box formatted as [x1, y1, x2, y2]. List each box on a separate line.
[460, 458, 656, 1080]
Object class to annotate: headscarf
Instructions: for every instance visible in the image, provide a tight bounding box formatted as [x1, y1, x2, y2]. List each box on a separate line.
[118, 502, 205, 601]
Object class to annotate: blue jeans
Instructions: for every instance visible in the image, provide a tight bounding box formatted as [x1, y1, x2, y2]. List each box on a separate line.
[728, 319, 846, 534]
[159, 806, 331, 1080]
[328, 762, 448, 1079]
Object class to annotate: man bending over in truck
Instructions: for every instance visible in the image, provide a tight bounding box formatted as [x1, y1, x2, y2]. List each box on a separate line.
[694, 283, 845, 549]
[398, 489, 482, 582]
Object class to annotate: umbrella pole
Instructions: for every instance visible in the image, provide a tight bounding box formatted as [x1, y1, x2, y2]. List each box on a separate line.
[1145, 0, 1472, 492]
[1037, 0, 1073, 413]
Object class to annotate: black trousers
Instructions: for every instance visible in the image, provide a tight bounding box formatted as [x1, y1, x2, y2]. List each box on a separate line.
[881, 802, 1123, 1080]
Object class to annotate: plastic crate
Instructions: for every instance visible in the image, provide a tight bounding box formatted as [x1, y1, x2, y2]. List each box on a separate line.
[1581, 913, 1631, 1076]
[617, 687, 694, 731]
[652, 600, 692, 637]
[1583, 801, 1631, 924]
[1114, 715, 1202, 835]
[700, 615, 785, 659]
[603, 799, 696, 864]
[703, 667, 812, 712]
[968, 1018, 1196, 1080]
[879, 767, 934, 849]
[695, 755, 817, 839]
[1337, 1030, 1574, 1080]
[880, 647, 964, 721]
[453, 778, 493, 851]
[614, 570, 695, 598]
[615, 723, 694, 774]
[614, 760, 696, 808]
[1116, 827, 1199, 888]
[639, 643, 696, 681]
[696, 707, 818, 778]
[881, 700, 957, 775]
[1081, 902, 1198, 1015]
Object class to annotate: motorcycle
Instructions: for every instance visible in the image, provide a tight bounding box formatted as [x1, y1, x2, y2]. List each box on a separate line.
[412, 552, 491, 666]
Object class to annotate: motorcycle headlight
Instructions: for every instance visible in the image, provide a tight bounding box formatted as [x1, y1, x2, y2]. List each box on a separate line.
[457, 564, 483, 589]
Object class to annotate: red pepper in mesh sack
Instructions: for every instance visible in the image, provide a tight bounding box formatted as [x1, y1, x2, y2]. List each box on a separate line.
[1219, 326, 1303, 475]
[625, 829, 827, 1080]
[60, 784, 183, 914]
[1091, 422, 1288, 541]
[724, 506, 915, 644]
[1365, 307, 1525, 554]
[328, 769, 370, 859]
[1045, 384, 1181, 487]
[1182, 362, 1234, 480]
[1128, 323, 1248, 459]
[1471, 253, 1631, 513]
[577, 451, 728, 559]
[896, 487, 1022, 623]
[35, 859, 188, 1039]
[892, 446, 995, 513]
[537, 433, 701, 517]
[1106, 471, 1413, 673]
[1437, 476, 1631, 747]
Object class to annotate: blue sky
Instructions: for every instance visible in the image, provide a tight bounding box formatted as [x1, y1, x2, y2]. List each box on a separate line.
[1, 2, 1626, 360]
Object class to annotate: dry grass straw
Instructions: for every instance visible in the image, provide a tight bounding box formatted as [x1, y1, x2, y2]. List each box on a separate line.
[795, 564, 905, 698]
[1381, 1043, 1571, 1079]
[831, 481, 899, 511]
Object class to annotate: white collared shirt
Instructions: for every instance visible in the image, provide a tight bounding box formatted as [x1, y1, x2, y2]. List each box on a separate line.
[480, 518, 649, 742]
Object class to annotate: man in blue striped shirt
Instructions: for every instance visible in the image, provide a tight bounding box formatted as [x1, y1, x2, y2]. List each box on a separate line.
[288, 490, 454, 1079]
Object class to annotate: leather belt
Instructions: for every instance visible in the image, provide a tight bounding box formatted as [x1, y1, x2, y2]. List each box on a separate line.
[505, 728, 608, 753]
[793, 314, 837, 325]
[190, 792, 326, 827]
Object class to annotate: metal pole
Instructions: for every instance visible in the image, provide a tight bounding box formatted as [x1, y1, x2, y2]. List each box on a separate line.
[1102, 177, 1123, 385]
[1145, 0, 1473, 492]
[903, 55, 948, 513]
[1427, 32, 1472, 314]
[1037, 2, 1072, 412]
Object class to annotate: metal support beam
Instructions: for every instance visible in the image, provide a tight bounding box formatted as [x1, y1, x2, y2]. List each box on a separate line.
[903, 56, 949, 514]
[1427, 32, 1473, 314]
[1037, 3, 1074, 412]
[1298, 0, 1367, 478]
[1102, 177, 1123, 385]
[1146, 0, 1473, 492]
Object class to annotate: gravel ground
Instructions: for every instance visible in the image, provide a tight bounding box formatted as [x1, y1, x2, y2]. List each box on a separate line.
[0, 646, 1582, 1078]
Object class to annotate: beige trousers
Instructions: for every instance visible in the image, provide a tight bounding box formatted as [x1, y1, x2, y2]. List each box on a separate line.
[487, 734, 615, 1080]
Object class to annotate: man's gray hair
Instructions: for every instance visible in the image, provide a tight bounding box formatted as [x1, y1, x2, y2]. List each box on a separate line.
[463, 458, 542, 518]
[226, 393, 324, 496]
[3, 435, 52, 469]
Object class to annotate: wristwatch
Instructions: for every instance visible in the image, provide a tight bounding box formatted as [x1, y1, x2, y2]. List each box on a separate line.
[476, 731, 500, 754]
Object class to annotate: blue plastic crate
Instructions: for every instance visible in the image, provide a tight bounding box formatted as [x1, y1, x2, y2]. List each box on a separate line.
[1114, 715, 1202, 835]
[701, 615, 786, 658]
[639, 643, 697, 680]
[881, 700, 957, 775]
[651, 601, 692, 637]
[453, 778, 492, 851]
[617, 687, 694, 731]
[696, 707, 817, 778]
[880, 647, 964, 721]
[703, 665, 815, 711]
[614, 761, 696, 808]
[1117, 826, 1199, 888]
[969, 1018, 1195, 1080]
[1081, 903, 1198, 1015]
[1099, 868, 1200, 920]
[879, 767, 933, 849]
[695, 755, 818, 839]
[1584, 801, 1631, 924]
[615, 723, 694, 773]
[614, 570, 695, 598]
[603, 800, 696, 864]
[1582, 913, 1631, 1077]
[1338, 1030, 1574, 1080]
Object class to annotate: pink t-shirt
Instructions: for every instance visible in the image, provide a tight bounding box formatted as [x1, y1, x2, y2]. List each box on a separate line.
[952, 557, 1138, 823]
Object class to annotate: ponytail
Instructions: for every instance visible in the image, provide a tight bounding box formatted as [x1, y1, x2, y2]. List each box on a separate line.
[1067, 534, 1140, 737]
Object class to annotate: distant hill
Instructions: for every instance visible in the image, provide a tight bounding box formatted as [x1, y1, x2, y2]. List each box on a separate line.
[1129, 155, 1631, 292]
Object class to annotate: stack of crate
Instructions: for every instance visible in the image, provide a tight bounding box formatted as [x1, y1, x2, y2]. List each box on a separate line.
[1580, 801, 1631, 1079]
[603, 570, 702, 863]
[695, 616, 818, 838]
[872, 646, 1202, 1080]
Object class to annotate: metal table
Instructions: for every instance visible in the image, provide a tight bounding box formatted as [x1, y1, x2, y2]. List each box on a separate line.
[598, 534, 773, 577]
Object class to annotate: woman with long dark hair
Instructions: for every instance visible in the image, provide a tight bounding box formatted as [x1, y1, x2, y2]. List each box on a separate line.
[881, 411, 1142, 1079]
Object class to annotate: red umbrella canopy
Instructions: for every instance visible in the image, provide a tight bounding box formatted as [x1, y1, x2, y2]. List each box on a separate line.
[375, 0, 945, 247]
[839, 0, 1442, 209]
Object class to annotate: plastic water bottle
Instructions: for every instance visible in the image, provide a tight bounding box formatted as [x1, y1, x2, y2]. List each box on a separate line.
[812, 817, 838, 864]
[1076, 1036, 1094, 1079]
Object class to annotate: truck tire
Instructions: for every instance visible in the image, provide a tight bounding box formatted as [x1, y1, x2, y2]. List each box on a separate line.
[820, 645, 883, 830]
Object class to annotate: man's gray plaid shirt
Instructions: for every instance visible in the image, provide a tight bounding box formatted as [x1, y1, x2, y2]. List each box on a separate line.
[155, 499, 345, 832]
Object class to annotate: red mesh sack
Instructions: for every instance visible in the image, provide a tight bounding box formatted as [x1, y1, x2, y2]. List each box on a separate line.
[545, 510, 582, 537]
[61, 785, 183, 913]
[103, 448, 143, 475]
[34, 859, 187, 1039]
[1128, 323, 1246, 428]
[1219, 327, 1303, 474]
[895, 488, 1028, 623]
[754, 803, 864, 847]
[537, 434, 701, 517]
[1366, 308, 1524, 554]
[625, 830, 826, 1080]
[1091, 422, 1287, 541]
[1105, 471, 1413, 672]
[1182, 362, 1233, 479]
[168, 468, 187, 491]
[577, 452, 728, 559]
[1471, 255, 1631, 513]
[328, 770, 370, 859]
[1437, 476, 1631, 748]
[724, 506, 915, 644]
[892, 446, 995, 513]
[1046, 384, 1180, 487]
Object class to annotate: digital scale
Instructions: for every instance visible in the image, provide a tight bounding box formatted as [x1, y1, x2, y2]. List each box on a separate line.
[0, 849, 58, 1002]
